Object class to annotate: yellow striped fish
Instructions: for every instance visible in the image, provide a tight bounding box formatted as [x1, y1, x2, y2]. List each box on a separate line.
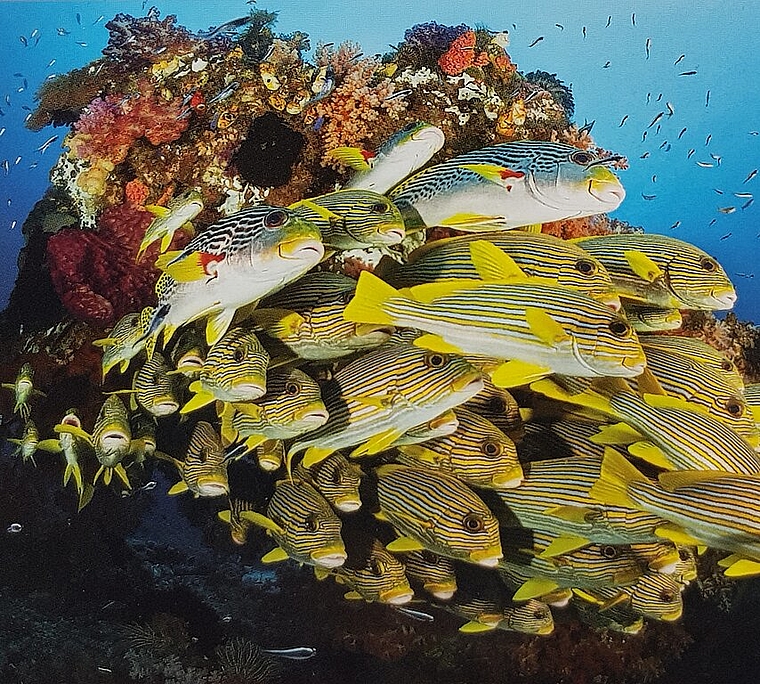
[396, 407, 523, 489]
[624, 305, 683, 332]
[289, 189, 405, 250]
[220, 368, 328, 451]
[574, 599, 644, 634]
[487, 455, 669, 551]
[631, 542, 697, 580]
[379, 231, 619, 307]
[241, 479, 347, 568]
[640, 335, 743, 391]
[148, 205, 324, 348]
[2, 363, 45, 420]
[533, 379, 760, 474]
[400, 550, 458, 600]
[7, 419, 45, 466]
[390, 410, 460, 448]
[634, 345, 758, 444]
[94, 307, 155, 379]
[256, 272, 393, 360]
[572, 571, 683, 622]
[137, 188, 203, 260]
[169, 326, 206, 377]
[131, 353, 180, 417]
[41, 409, 89, 507]
[128, 413, 157, 467]
[316, 535, 413, 604]
[591, 448, 760, 576]
[254, 439, 285, 472]
[181, 326, 269, 414]
[461, 376, 524, 440]
[376, 464, 503, 567]
[296, 452, 362, 513]
[498, 529, 644, 601]
[441, 594, 554, 635]
[218, 497, 260, 545]
[166, 421, 229, 497]
[288, 342, 483, 469]
[572, 234, 736, 310]
[344, 265, 646, 385]
[747, 383, 760, 428]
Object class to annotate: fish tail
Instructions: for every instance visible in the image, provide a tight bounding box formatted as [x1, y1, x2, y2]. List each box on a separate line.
[589, 447, 646, 509]
[342, 271, 400, 326]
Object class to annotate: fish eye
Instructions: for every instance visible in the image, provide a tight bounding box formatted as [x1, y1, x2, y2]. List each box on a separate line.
[533, 608, 548, 620]
[370, 201, 389, 214]
[601, 545, 618, 559]
[481, 440, 501, 457]
[285, 381, 301, 397]
[660, 589, 676, 603]
[425, 352, 447, 368]
[678, 548, 691, 561]
[570, 150, 595, 165]
[721, 360, 735, 372]
[608, 319, 631, 337]
[462, 513, 485, 533]
[699, 257, 718, 272]
[233, 347, 246, 362]
[264, 209, 288, 229]
[199, 447, 209, 462]
[305, 514, 320, 532]
[421, 551, 438, 564]
[370, 559, 384, 576]
[725, 399, 744, 416]
[488, 396, 507, 413]
[575, 258, 597, 276]
[331, 468, 343, 485]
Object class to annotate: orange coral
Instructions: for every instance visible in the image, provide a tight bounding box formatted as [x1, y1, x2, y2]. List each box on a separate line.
[438, 30, 489, 76]
[125, 178, 150, 206]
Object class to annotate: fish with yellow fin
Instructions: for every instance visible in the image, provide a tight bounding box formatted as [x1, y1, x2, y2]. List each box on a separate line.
[136, 188, 203, 261]
[161, 421, 229, 497]
[148, 205, 323, 348]
[295, 452, 362, 513]
[399, 550, 458, 600]
[439, 593, 554, 635]
[2, 363, 45, 420]
[93, 308, 155, 380]
[38, 409, 91, 509]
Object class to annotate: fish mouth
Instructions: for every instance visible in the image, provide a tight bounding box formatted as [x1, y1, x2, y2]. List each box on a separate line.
[544, 591, 572, 608]
[708, 287, 737, 310]
[152, 398, 180, 416]
[647, 550, 681, 574]
[660, 607, 683, 622]
[278, 237, 325, 261]
[599, 293, 622, 311]
[230, 379, 267, 398]
[469, 545, 503, 567]
[425, 581, 457, 600]
[196, 476, 229, 497]
[333, 495, 362, 513]
[621, 354, 647, 376]
[377, 225, 406, 245]
[379, 585, 415, 605]
[101, 430, 130, 449]
[257, 455, 282, 472]
[355, 323, 394, 338]
[451, 371, 485, 394]
[428, 413, 459, 433]
[589, 180, 626, 206]
[293, 405, 330, 426]
[231, 529, 249, 546]
[490, 465, 524, 488]
[311, 544, 348, 568]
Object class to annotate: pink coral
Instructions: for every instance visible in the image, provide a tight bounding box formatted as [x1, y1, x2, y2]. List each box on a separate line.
[47, 202, 190, 325]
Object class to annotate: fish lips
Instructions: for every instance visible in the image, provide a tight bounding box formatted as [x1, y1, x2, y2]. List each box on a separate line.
[706, 287, 738, 310]
[375, 224, 406, 245]
[490, 465, 524, 489]
[151, 398, 180, 416]
[333, 495, 362, 513]
[196, 476, 230, 497]
[424, 581, 457, 601]
[378, 585, 415, 605]
[469, 544, 504, 567]
[293, 404, 330, 427]
[278, 237, 325, 261]
[310, 544, 348, 568]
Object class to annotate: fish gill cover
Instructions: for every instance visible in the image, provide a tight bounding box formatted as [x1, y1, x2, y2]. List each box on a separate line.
[1, 5, 760, 684]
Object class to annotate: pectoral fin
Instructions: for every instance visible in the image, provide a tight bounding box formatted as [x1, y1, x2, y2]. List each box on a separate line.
[526, 307, 571, 346]
[261, 547, 290, 564]
[491, 360, 551, 388]
[386, 536, 425, 553]
[512, 578, 560, 602]
[624, 250, 663, 283]
[459, 621, 496, 634]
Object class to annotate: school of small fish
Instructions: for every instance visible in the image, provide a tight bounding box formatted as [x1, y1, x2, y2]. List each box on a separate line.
[6, 116, 760, 638]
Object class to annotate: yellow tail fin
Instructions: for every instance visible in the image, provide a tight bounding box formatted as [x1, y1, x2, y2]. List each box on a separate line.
[342, 270, 400, 327]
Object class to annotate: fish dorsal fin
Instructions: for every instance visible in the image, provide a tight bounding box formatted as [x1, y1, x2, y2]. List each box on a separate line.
[641, 392, 708, 416]
[624, 250, 663, 283]
[530, 378, 613, 416]
[145, 204, 171, 217]
[261, 547, 290, 564]
[491, 360, 551, 388]
[590, 422, 643, 445]
[168, 480, 189, 495]
[460, 162, 525, 184]
[657, 469, 737, 491]
[544, 505, 595, 524]
[413, 334, 464, 355]
[386, 536, 426, 553]
[512, 578, 560, 602]
[253, 308, 305, 340]
[654, 523, 703, 546]
[206, 308, 236, 346]
[290, 198, 343, 224]
[405, 279, 481, 304]
[526, 307, 571, 347]
[537, 533, 591, 557]
[327, 146, 373, 171]
[468, 240, 526, 281]
[627, 441, 674, 470]
[459, 621, 496, 634]
[722, 558, 760, 578]
[241, 510, 285, 535]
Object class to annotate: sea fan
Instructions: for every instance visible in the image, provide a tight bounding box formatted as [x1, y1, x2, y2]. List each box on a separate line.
[215, 638, 279, 683]
[524, 70, 575, 118]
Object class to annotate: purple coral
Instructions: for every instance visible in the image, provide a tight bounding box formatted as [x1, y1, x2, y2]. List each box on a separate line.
[403, 22, 470, 55]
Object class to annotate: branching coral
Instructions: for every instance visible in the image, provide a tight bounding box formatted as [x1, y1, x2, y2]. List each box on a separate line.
[524, 70, 575, 119]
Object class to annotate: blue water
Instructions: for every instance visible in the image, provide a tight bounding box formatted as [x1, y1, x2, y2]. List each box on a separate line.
[1, 0, 758, 320]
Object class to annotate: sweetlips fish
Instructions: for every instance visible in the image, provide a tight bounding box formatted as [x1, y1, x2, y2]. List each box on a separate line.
[220, 368, 328, 450]
[169, 326, 206, 377]
[163, 421, 229, 497]
[242, 478, 347, 568]
[388, 141, 625, 231]
[289, 190, 405, 250]
[396, 407, 523, 489]
[253, 439, 285, 472]
[376, 464, 503, 568]
[497, 529, 644, 602]
[591, 447, 760, 577]
[256, 272, 393, 360]
[400, 550, 458, 600]
[389, 409, 459, 448]
[2, 363, 45, 420]
[56, 395, 132, 488]
[287, 341, 483, 470]
[631, 542, 696, 579]
[128, 353, 180, 417]
[181, 326, 269, 414]
[572, 234, 737, 310]
[316, 535, 414, 604]
[7, 419, 45, 466]
[623, 305, 683, 332]
[572, 568, 684, 622]
[218, 497, 260, 545]
[574, 599, 644, 634]
[295, 452, 362, 513]
[438, 593, 554, 634]
[128, 412, 158, 467]
[149, 205, 324, 347]
[379, 231, 619, 308]
[328, 122, 445, 194]
[532, 378, 760, 473]
[344, 249, 646, 385]
[136, 188, 204, 260]
[94, 308, 155, 379]
[461, 376, 523, 439]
